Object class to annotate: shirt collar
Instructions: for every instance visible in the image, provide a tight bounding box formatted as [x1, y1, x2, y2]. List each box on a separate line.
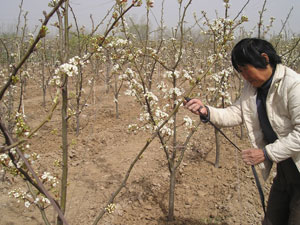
[259, 65, 276, 91]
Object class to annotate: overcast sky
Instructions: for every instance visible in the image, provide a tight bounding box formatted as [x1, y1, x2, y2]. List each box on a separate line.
[1, 0, 300, 36]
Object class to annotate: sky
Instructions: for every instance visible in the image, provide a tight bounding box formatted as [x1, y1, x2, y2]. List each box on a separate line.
[1, 0, 300, 36]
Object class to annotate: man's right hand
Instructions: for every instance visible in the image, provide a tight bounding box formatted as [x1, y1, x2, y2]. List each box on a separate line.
[184, 98, 208, 116]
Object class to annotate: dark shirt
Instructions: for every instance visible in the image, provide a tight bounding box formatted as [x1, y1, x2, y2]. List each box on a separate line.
[256, 73, 278, 145]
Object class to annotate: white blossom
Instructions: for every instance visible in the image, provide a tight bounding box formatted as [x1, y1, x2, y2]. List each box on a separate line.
[112, 64, 120, 73]
[124, 89, 136, 96]
[155, 109, 169, 118]
[42, 197, 50, 204]
[16, 160, 24, 168]
[126, 68, 134, 75]
[183, 116, 193, 128]
[157, 81, 168, 93]
[8, 160, 14, 167]
[169, 87, 183, 97]
[0, 153, 8, 161]
[24, 201, 31, 208]
[115, 38, 128, 46]
[13, 192, 20, 198]
[183, 70, 193, 80]
[34, 198, 40, 204]
[144, 91, 158, 102]
[55, 63, 78, 77]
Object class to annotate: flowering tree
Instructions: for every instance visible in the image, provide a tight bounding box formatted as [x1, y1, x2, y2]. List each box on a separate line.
[91, 35, 129, 118]
[100, 0, 215, 221]
[194, 0, 249, 167]
[0, 0, 138, 224]
[0, 1, 69, 224]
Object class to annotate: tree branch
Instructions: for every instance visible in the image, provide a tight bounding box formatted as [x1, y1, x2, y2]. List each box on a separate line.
[0, 0, 66, 101]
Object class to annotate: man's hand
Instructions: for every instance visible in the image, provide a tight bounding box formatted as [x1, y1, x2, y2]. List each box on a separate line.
[184, 98, 207, 116]
[242, 148, 265, 165]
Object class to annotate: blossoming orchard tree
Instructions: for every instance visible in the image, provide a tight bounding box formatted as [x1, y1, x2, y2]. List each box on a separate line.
[0, 0, 69, 223]
[0, 0, 140, 224]
[100, 0, 251, 220]
[196, 1, 249, 168]
[97, 0, 225, 221]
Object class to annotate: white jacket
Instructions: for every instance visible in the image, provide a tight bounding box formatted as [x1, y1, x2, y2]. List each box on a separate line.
[208, 64, 300, 180]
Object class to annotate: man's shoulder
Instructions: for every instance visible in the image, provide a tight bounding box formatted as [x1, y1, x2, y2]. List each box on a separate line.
[280, 64, 299, 77]
[275, 64, 298, 80]
[280, 65, 300, 90]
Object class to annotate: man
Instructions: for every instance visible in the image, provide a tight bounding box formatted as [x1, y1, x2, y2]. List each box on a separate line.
[185, 38, 300, 224]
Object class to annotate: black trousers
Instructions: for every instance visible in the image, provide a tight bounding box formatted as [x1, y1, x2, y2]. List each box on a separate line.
[263, 158, 300, 225]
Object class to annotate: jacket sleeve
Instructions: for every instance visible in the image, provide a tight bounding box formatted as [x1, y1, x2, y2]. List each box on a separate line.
[265, 77, 300, 162]
[207, 98, 243, 127]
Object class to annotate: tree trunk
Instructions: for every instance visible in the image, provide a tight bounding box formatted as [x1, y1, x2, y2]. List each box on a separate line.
[58, 74, 68, 225]
[214, 128, 220, 168]
[168, 167, 176, 221]
[57, 1, 69, 224]
[105, 50, 111, 94]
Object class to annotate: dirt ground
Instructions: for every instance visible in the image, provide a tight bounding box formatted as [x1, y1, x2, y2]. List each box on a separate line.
[0, 81, 274, 225]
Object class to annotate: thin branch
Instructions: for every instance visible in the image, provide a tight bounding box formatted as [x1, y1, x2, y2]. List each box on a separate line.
[0, 38, 10, 63]
[89, 6, 114, 37]
[16, 0, 24, 38]
[175, 121, 201, 169]
[0, 115, 69, 225]
[280, 37, 300, 57]
[257, 0, 267, 38]
[0, 0, 66, 101]
[85, 2, 136, 61]
[69, 3, 82, 53]
[26, 181, 51, 225]
[173, 0, 193, 70]
[233, 0, 250, 22]
[275, 7, 294, 48]
[0, 98, 59, 153]
[278, 7, 293, 37]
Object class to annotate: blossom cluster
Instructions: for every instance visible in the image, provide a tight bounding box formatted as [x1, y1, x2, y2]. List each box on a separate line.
[200, 1, 249, 108]
[41, 171, 59, 187]
[51, 55, 89, 86]
[105, 203, 116, 214]
[121, 68, 144, 97]
[207, 67, 233, 106]
[15, 112, 30, 138]
[3, 153, 58, 210]
[121, 65, 197, 138]
[55, 63, 78, 77]
[9, 188, 50, 208]
[0, 147, 40, 173]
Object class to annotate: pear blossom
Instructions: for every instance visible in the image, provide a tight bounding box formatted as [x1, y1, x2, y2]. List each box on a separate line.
[55, 63, 78, 77]
[183, 116, 193, 128]
[24, 201, 31, 208]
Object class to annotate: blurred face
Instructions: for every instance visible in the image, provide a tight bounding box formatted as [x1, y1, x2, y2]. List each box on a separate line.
[237, 53, 273, 88]
[238, 64, 273, 88]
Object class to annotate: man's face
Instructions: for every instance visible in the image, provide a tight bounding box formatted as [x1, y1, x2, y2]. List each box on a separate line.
[238, 64, 273, 88]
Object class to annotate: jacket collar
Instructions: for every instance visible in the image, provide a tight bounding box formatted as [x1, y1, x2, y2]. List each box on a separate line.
[272, 64, 285, 84]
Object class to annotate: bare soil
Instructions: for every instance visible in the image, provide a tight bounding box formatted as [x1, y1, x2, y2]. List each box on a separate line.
[0, 81, 273, 225]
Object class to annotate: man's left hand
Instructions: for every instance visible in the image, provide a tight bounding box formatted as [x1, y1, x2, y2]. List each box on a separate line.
[242, 148, 265, 165]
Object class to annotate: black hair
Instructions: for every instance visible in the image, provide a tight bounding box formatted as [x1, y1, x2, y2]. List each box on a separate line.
[231, 38, 282, 72]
